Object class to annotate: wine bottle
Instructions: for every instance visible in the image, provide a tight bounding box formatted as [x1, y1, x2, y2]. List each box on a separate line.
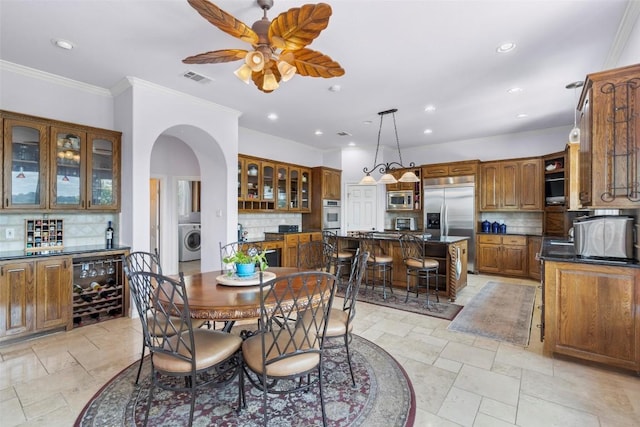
[106, 221, 114, 249]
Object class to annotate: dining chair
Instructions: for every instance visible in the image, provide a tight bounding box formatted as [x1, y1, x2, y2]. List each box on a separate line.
[398, 233, 440, 306]
[297, 239, 334, 272]
[322, 229, 354, 286]
[359, 231, 394, 300]
[219, 241, 263, 272]
[122, 251, 162, 384]
[241, 270, 338, 427]
[128, 270, 244, 427]
[323, 248, 369, 386]
[123, 251, 206, 384]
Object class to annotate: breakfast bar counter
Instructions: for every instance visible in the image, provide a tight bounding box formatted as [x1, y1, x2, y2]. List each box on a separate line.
[338, 232, 469, 301]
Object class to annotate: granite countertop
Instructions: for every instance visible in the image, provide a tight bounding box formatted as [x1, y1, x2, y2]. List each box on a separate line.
[341, 231, 469, 244]
[0, 244, 131, 261]
[539, 237, 639, 268]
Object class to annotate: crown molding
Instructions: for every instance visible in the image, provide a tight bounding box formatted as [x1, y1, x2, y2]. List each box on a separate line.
[0, 60, 112, 97]
[603, 0, 640, 68]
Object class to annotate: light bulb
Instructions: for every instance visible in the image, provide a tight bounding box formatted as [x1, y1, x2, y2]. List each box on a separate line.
[569, 127, 580, 143]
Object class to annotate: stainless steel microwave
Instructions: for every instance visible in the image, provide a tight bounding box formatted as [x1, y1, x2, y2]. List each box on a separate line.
[387, 190, 414, 211]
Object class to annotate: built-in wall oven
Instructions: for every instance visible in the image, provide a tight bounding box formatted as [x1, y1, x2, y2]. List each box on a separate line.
[322, 199, 341, 230]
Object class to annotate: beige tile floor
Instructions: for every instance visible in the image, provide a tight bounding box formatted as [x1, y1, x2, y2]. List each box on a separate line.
[1, 272, 639, 426]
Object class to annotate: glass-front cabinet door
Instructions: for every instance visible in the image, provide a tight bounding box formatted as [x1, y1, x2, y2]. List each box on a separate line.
[50, 127, 85, 209]
[276, 166, 288, 209]
[261, 162, 275, 203]
[3, 119, 48, 209]
[245, 160, 260, 200]
[289, 168, 300, 210]
[86, 132, 120, 210]
[300, 168, 310, 211]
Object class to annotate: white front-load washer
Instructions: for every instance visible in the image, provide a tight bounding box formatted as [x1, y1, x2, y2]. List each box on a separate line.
[179, 223, 201, 261]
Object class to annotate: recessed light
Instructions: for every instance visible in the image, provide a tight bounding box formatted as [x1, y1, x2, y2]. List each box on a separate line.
[348, 142, 356, 147]
[496, 42, 516, 53]
[423, 129, 433, 134]
[328, 85, 341, 92]
[424, 105, 436, 113]
[507, 87, 523, 94]
[516, 113, 528, 119]
[363, 120, 372, 125]
[315, 130, 323, 135]
[267, 113, 278, 120]
[52, 38, 74, 50]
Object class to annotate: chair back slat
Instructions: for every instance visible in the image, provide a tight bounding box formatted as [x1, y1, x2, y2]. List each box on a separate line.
[342, 249, 369, 318]
[259, 271, 337, 368]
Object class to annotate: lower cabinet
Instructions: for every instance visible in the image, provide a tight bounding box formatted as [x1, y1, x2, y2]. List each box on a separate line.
[528, 236, 542, 281]
[283, 232, 322, 267]
[0, 257, 72, 342]
[477, 234, 528, 277]
[544, 260, 640, 372]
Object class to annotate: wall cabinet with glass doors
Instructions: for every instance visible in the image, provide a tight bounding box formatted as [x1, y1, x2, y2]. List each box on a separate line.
[1, 110, 121, 212]
[238, 154, 310, 212]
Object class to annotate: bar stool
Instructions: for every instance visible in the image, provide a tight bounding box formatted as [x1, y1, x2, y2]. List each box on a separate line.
[322, 230, 353, 287]
[398, 233, 439, 307]
[360, 232, 393, 300]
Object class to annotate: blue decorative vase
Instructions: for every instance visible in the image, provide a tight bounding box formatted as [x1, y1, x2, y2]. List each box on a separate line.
[236, 263, 256, 277]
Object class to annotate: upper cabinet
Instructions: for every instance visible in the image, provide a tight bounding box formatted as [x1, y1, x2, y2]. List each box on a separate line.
[578, 63, 640, 209]
[320, 167, 341, 200]
[480, 158, 542, 211]
[2, 118, 49, 209]
[238, 154, 310, 213]
[422, 160, 479, 178]
[1, 111, 121, 212]
[50, 127, 120, 210]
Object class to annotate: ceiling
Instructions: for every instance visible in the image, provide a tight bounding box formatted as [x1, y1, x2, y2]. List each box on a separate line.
[0, 0, 637, 152]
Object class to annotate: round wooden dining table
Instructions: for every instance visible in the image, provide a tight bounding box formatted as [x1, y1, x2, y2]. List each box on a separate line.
[168, 267, 301, 323]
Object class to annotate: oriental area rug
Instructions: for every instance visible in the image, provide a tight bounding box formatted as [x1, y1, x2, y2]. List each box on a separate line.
[448, 281, 537, 346]
[75, 335, 415, 427]
[340, 287, 463, 321]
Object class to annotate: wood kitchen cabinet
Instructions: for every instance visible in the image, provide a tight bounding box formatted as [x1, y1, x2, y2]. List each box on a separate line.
[283, 232, 322, 267]
[422, 160, 479, 178]
[480, 158, 542, 211]
[238, 154, 310, 212]
[578, 63, 640, 209]
[49, 126, 121, 211]
[477, 234, 528, 277]
[0, 257, 72, 343]
[544, 260, 640, 372]
[2, 116, 49, 209]
[1, 110, 121, 212]
[302, 167, 342, 230]
[528, 236, 541, 280]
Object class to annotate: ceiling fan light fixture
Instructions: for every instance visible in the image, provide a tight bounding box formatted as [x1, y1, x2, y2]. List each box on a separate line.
[398, 171, 420, 183]
[245, 51, 265, 72]
[277, 60, 296, 82]
[262, 69, 279, 91]
[234, 64, 252, 84]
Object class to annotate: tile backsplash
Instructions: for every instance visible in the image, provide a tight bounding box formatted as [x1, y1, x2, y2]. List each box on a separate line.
[0, 213, 118, 251]
[239, 213, 302, 240]
[479, 212, 543, 235]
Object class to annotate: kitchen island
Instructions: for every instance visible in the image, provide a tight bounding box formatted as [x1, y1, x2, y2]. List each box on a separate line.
[539, 237, 640, 372]
[339, 232, 469, 302]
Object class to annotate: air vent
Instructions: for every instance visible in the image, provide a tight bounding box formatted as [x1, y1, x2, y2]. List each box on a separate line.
[337, 131, 352, 137]
[183, 70, 212, 84]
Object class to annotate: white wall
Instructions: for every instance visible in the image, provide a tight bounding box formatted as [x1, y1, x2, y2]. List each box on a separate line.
[239, 127, 323, 166]
[114, 77, 240, 274]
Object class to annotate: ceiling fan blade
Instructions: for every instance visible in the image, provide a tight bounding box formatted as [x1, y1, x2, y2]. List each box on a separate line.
[183, 49, 248, 64]
[287, 48, 345, 78]
[187, 0, 259, 45]
[269, 3, 332, 51]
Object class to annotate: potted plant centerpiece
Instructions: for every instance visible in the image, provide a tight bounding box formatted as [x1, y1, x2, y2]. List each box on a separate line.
[222, 245, 268, 277]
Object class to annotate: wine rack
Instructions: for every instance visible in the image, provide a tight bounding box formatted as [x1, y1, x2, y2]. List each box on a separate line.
[72, 252, 125, 327]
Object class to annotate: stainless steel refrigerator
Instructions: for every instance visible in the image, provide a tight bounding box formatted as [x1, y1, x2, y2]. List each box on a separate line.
[423, 175, 476, 272]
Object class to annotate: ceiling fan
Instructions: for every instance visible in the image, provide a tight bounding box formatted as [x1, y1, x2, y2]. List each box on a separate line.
[183, 0, 345, 93]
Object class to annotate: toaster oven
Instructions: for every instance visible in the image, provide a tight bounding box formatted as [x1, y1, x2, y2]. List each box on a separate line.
[395, 217, 417, 231]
